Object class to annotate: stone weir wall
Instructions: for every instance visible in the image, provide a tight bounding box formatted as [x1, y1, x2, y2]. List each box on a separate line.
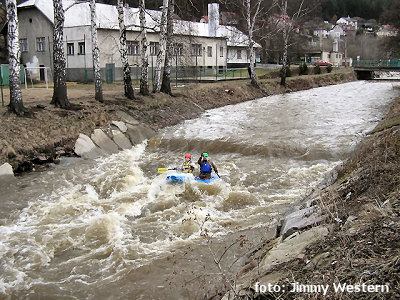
[74, 111, 155, 159]
[0, 110, 156, 178]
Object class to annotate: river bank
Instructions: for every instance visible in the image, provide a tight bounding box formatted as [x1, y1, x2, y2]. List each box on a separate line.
[0, 68, 355, 175]
[220, 92, 400, 299]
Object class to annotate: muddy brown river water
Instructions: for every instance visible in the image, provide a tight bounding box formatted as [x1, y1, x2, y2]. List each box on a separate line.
[0, 81, 399, 299]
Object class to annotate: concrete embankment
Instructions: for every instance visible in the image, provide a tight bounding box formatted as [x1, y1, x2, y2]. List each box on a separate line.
[220, 93, 400, 299]
[0, 69, 355, 177]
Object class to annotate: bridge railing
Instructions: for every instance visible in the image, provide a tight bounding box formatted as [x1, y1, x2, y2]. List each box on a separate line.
[353, 59, 400, 69]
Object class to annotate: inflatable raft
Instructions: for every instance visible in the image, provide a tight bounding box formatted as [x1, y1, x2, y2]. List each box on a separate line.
[166, 172, 220, 184]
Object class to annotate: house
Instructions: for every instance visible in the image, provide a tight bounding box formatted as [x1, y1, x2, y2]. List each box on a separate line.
[305, 36, 345, 67]
[17, 1, 259, 82]
[337, 16, 358, 30]
[328, 24, 345, 39]
[313, 28, 329, 38]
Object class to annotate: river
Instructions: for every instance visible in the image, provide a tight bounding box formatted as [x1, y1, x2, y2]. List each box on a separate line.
[0, 81, 398, 298]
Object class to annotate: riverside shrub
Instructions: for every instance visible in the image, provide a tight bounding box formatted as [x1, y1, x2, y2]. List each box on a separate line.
[299, 63, 309, 75]
[314, 65, 321, 74]
[280, 66, 292, 78]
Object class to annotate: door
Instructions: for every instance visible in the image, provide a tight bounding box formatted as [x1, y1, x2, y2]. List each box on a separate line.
[39, 65, 45, 81]
[106, 63, 115, 84]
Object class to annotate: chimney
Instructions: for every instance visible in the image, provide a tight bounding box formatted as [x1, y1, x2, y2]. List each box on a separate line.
[208, 3, 220, 37]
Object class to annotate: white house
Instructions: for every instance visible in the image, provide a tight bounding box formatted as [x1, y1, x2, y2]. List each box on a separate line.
[328, 24, 345, 39]
[337, 16, 358, 30]
[313, 28, 329, 38]
[17, 1, 259, 81]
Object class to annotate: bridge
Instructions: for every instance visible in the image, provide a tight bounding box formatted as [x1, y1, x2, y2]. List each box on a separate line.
[353, 59, 400, 80]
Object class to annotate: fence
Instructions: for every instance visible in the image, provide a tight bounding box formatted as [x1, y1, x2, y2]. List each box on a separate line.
[353, 59, 400, 69]
[128, 66, 252, 86]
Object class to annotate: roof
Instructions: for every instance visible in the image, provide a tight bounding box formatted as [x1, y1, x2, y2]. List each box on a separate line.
[18, 0, 161, 30]
[18, 0, 259, 48]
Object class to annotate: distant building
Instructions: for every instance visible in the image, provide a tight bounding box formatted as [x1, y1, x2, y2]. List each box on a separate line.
[337, 16, 358, 30]
[17, 1, 260, 82]
[305, 36, 345, 67]
[328, 25, 345, 39]
[313, 28, 329, 38]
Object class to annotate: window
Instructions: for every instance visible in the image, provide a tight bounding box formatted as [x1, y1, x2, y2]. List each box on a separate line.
[67, 43, 74, 55]
[127, 41, 139, 55]
[207, 46, 212, 57]
[78, 42, 85, 55]
[20, 38, 28, 52]
[237, 49, 242, 59]
[173, 43, 183, 56]
[219, 46, 224, 57]
[150, 42, 159, 56]
[36, 37, 45, 52]
[191, 44, 202, 56]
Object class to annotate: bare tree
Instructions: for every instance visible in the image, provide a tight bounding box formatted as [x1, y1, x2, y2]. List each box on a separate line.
[6, 0, 27, 115]
[90, 0, 103, 102]
[245, 0, 263, 88]
[279, 0, 289, 86]
[51, 0, 70, 108]
[117, 0, 135, 99]
[153, 0, 168, 93]
[276, 0, 310, 86]
[160, 0, 174, 95]
[139, 0, 149, 95]
[221, 0, 276, 90]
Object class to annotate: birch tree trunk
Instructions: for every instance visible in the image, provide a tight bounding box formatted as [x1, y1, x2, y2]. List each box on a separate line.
[90, 0, 103, 102]
[52, 0, 70, 108]
[6, 0, 26, 115]
[280, 0, 289, 86]
[245, 0, 261, 89]
[139, 0, 149, 95]
[160, 0, 174, 95]
[153, 0, 168, 93]
[117, 0, 135, 100]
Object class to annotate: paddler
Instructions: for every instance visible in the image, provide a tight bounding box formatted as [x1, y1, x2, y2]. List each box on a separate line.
[198, 152, 219, 179]
[181, 153, 195, 173]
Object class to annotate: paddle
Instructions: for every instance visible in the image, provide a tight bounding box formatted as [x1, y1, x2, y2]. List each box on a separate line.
[157, 167, 176, 174]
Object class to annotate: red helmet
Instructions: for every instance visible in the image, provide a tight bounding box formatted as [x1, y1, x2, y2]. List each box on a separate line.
[185, 153, 192, 159]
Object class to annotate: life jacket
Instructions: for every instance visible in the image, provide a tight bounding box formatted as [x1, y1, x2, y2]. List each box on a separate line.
[182, 161, 192, 173]
[200, 161, 212, 174]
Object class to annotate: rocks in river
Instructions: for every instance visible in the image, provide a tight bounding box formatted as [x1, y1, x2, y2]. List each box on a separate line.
[112, 130, 132, 150]
[115, 110, 140, 126]
[74, 133, 103, 159]
[259, 226, 329, 273]
[126, 124, 156, 145]
[91, 129, 119, 154]
[280, 207, 326, 240]
[0, 162, 14, 178]
[73, 120, 156, 158]
[111, 121, 128, 133]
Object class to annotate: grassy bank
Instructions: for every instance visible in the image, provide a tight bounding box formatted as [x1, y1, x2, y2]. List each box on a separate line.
[0, 68, 355, 174]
